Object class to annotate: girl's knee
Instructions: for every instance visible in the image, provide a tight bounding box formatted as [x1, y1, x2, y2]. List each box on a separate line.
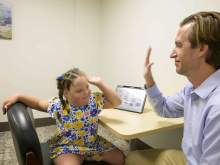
[102, 148, 125, 165]
[118, 152, 125, 165]
[118, 150, 125, 164]
[54, 153, 83, 165]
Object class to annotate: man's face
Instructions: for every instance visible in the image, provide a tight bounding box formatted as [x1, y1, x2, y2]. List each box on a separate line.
[170, 23, 201, 77]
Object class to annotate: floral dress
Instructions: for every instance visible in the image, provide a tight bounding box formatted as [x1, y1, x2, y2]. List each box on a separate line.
[47, 92, 116, 160]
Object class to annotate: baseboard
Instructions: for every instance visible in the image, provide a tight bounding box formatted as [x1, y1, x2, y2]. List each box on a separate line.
[0, 117, 55, 132]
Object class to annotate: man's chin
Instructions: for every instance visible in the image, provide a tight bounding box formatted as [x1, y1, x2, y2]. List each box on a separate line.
[176, 69, 185, 76]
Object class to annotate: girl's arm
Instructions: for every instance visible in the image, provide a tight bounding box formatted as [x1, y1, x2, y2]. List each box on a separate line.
[89, 77, 121, 109]
[2, 93, 49, 114]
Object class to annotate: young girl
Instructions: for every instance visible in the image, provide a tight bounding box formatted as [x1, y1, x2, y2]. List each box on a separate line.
[2, 67, 125, 165]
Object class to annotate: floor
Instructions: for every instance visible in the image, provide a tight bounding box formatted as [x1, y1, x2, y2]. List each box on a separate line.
[0, 125, 129, 165]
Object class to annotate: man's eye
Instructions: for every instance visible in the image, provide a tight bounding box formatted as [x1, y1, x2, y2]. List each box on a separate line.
[176, 43, 182, 48]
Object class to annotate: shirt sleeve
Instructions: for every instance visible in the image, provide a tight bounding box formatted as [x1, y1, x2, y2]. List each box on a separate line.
[200, 105, 220, 165]
[146, 84, 185, 118]
[47, 97, 62, 119]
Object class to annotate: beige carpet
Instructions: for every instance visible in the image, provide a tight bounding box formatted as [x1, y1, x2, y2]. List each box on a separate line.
[0, 125, 129, 165]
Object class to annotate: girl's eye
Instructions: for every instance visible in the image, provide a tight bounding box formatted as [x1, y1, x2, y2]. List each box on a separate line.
[76, 89, 83, 93]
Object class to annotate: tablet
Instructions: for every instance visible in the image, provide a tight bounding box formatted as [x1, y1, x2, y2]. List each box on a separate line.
[115, 85, 147, 113]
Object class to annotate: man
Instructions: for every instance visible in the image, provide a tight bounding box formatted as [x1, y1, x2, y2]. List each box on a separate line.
[125, 11, 220, 165]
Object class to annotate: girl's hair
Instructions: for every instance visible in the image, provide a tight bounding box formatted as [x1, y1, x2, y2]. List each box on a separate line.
[56, 67, 86, 108]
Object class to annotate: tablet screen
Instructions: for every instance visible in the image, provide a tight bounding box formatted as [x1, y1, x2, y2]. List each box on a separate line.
[115, 85, 147, 113]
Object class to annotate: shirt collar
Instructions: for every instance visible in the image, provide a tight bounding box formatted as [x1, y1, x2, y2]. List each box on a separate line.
[192, 69, 220, 99]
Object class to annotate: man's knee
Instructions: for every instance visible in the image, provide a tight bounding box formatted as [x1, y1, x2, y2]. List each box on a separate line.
[125, 149, 162, 165]
[125, 149, 186, 165]
[155, 149, 186, 165]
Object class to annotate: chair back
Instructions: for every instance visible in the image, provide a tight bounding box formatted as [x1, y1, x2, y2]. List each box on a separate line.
[7, 102, 43, 165]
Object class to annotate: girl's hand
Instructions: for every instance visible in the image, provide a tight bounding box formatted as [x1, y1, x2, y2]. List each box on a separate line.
[89, 76, 121, 108]
[88, 77, 103, 87]
[2, 94, 19, 114]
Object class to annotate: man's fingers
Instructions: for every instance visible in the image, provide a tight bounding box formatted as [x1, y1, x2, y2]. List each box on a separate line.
[145, 47, 152, 64]
[147, 62, 154, 69]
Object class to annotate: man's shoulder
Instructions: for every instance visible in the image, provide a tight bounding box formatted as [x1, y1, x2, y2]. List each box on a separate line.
[211, 85, 220, 98]
[207, 86, 220, 108]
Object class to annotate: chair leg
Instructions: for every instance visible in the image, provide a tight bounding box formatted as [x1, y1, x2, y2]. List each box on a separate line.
[26, 152, 42, 165]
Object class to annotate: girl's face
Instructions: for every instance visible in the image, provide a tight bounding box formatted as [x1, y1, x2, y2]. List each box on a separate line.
[64, 76, 91, 106]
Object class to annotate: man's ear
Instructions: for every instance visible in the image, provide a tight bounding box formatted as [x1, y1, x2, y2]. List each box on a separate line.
[199, 44, 209, 57]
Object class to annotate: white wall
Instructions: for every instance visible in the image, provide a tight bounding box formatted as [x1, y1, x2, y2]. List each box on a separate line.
[100, 0, 220, 91]
[0, 0, 101, 121]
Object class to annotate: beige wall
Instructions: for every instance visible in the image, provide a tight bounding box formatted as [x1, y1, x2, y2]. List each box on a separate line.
[100, 0, 220, 90]
[0, 0, 102, 121]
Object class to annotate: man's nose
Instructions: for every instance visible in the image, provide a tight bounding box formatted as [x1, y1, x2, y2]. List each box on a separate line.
[170, 51, 177, 58]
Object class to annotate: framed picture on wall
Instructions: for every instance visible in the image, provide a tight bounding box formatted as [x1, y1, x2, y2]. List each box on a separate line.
[0, 0, 12, 40]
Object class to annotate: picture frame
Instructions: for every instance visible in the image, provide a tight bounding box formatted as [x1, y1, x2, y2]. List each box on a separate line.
[0, 0, 12, 40]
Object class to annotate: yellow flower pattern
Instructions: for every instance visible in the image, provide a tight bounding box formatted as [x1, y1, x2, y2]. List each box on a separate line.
[74, 139, 84, 146]
[63, 122, 72, 129]
[88, 136, 96, 142]
[72, 120, 84, 129]
[75, 111, 83, 119]
[47, 92, 116, 160]
[78, 130, 86, 136]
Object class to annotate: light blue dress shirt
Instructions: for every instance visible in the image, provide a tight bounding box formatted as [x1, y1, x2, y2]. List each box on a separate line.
[146, 69, 220, 165]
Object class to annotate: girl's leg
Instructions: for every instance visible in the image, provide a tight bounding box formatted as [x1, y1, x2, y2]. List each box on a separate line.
[101, 148, 125, 165]
[53, 153, 84, 165]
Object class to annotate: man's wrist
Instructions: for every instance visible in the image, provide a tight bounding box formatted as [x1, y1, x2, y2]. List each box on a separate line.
[144, 82, 155, 89]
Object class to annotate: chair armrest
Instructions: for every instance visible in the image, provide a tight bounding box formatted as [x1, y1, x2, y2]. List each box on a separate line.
[7, 102, 43, 165]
